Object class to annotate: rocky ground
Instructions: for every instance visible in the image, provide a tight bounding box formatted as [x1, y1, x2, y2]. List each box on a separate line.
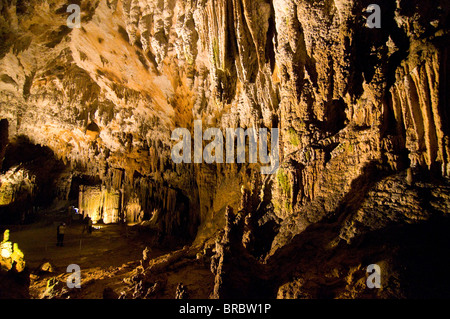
[3, 202, 214, 299]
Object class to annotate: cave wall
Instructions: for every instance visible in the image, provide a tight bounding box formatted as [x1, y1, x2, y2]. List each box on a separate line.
[0, 0, 448, 246]
[0, 119, 8, 169]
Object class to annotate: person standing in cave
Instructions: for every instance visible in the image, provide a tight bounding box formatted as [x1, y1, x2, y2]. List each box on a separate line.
[56, 222, 66, 247]
[87, 217, 93, 234]
[82, 216, 89, 234]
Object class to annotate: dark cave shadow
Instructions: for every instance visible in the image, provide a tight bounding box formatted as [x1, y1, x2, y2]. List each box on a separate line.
[264, 161, 391, 296]
[0, 135, 67, 224]
[348, 215, 450, 299]
[263, 209, 450, 299]
[263, 161, 450, 298]
[347, 0, 410, 101]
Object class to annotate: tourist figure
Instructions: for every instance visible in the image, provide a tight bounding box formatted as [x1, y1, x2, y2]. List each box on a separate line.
[82, 216, 89, 234]
[88, 217, 93, 234]
[57, 222, 66, 247]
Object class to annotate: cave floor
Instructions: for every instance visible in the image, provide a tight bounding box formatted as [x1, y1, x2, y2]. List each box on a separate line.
[9, 219, 146, 298]
[8, 212, 213, 299]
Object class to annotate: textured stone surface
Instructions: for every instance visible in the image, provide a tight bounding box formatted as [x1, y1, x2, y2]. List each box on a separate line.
[0, 0, 449, 298]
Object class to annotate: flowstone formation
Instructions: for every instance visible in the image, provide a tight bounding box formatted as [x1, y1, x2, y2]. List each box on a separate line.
[0, 0, 449, 298]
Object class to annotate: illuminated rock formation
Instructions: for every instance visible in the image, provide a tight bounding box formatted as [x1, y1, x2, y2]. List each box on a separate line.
[78, 185, 121, 224]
